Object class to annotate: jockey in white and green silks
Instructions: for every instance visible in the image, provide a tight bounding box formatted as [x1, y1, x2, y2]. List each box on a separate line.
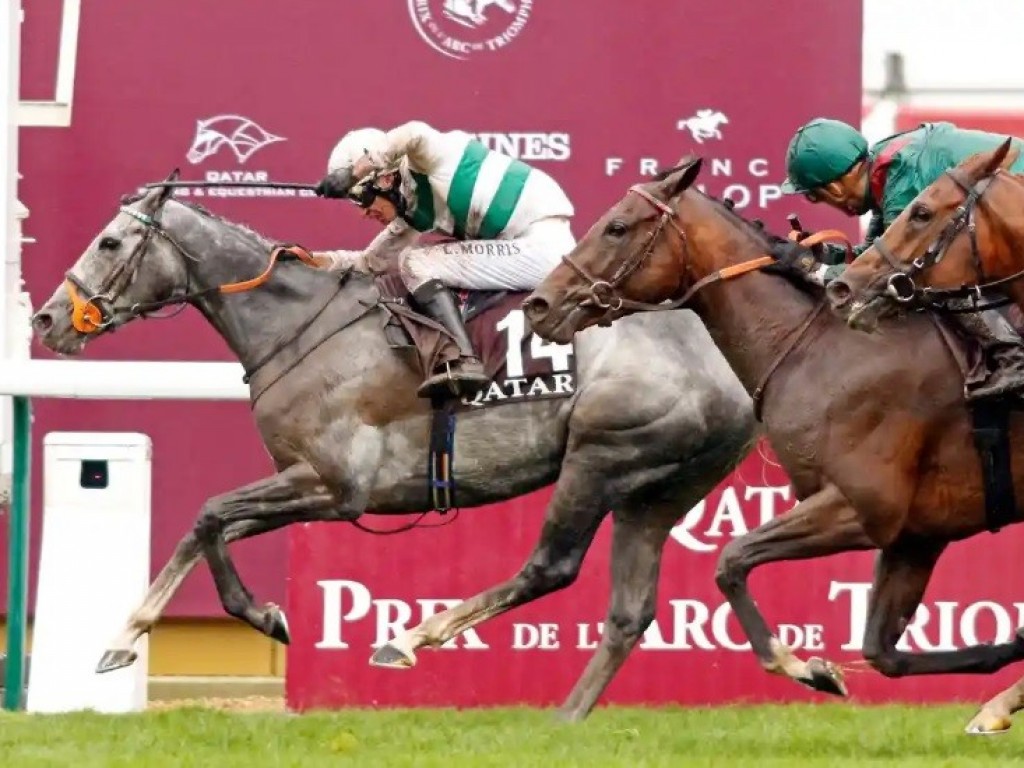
[312, 120, 576, 400]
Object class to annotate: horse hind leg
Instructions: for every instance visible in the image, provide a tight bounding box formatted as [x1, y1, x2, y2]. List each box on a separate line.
[968, 678, 1024, 735]
[369, 464, 609, 670]
[860, 538, 1024, 680]
[556, 502, 680, 722]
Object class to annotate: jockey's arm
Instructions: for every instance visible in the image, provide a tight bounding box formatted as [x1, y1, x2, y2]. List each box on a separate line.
[312, 219, 420, 273]
[375, 121, 446, 173]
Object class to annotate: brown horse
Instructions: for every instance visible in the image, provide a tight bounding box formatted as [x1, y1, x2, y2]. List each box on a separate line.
[826, 138, 1024, 330]
[521, 157, 1024, 734]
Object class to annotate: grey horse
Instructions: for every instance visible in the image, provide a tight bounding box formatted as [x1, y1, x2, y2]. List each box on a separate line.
[30, 174, 755, 720]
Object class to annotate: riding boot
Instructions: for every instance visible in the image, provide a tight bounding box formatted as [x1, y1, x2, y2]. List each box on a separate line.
[953, 308, 1024, 401]
[411, 279, 491, 400]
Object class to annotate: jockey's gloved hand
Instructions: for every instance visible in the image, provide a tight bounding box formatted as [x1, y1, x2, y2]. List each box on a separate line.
[762, 239, 819, 276]
[314, 167, 355, 199]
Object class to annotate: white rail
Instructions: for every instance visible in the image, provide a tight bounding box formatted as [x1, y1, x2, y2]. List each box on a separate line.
[0, 360, 250, 400]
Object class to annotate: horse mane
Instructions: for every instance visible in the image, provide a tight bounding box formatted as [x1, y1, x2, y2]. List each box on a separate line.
[118, 190, 273, 247]
[667, 174, 824, 300]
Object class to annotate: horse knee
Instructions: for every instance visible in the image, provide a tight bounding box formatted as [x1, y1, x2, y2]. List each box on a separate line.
[714, 539, 747, 594]
[605, 606, 656, 647]
[193, 505, 223, 544]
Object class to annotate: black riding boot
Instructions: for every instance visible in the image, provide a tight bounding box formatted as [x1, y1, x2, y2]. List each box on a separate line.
[954, 308, 1024, 401]
[412, 279, 490, 399]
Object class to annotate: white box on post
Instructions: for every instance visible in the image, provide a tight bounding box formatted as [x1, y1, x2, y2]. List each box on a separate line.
[26, 432, 152, 713]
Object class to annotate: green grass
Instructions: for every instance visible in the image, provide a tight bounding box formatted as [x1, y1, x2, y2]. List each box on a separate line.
[1, 703, 1022, 767]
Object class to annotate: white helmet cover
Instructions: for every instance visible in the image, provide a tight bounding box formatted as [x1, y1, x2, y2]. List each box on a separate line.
[327, 127, 389, 174]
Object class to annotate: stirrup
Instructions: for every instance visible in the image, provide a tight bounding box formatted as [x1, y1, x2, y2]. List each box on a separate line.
[417, 359, 489, 399]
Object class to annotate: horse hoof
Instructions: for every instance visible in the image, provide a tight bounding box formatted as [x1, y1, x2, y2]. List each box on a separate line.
[802, 657, 847, 697]
[265, 604, 291, 645]
[96, 649, 137, 674]
[369, 643, 416, 669]
[965, 709, 1012, 735]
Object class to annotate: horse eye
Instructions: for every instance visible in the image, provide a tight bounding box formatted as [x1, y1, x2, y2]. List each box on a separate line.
[99, 236, 121, 250]
[910, 206, 932, 223]
[605, 221, 628, 237]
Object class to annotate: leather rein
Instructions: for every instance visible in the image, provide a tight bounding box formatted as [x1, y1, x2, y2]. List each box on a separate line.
[65, 200, 317, 335]
[557, 183, 851, 420]
[559, 183, 849, 321]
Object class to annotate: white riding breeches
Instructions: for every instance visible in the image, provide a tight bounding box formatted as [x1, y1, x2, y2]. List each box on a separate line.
[399, 216, 576, 292]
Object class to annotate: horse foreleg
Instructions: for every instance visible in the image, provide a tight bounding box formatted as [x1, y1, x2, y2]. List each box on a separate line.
[860, 540, 1024, 678]
[96, 531, 203, 672]
[192, 463, 346, 642]
[714, 484, 874, 696]
[96, 463, 344, 673]
[369, 465, 609, 670]
[555, 504, 680, 722]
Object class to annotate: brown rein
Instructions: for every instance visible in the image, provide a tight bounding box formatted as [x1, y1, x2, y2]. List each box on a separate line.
[563, 183, 853, 321]
[67, 243, 318, 334]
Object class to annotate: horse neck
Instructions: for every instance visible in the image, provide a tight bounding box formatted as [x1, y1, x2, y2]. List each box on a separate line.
[678, 195, 823, 395]
[164, 202, 351, 372]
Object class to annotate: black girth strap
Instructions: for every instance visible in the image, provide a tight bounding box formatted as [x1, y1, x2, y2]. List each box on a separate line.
[969, 400, 1018, 532]
[428, 397, 457, 513]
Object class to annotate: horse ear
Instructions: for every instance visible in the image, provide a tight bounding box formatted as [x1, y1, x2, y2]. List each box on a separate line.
[661, 157, 703, 200]
[153, 167, 181, 207]
[983, 138, 1016, 177]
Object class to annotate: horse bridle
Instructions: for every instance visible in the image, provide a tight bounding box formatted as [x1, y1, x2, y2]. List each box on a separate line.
[558, 184, 687, 322]
[65, 195, 314, 335]
[64, 195, 200, 334]
[558, 184, 777, 324]
[873, 167, 994, 306]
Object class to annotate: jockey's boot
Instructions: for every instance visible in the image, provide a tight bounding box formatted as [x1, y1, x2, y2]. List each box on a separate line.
[955, 309, 1024, 402]
[411, 279, 490, 400]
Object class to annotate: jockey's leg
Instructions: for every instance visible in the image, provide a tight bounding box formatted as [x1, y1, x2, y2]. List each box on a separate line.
[953, 307, 1024, 401]
[401, 216, 575, 399]
[401, 216, 575, 292]
[410, 278, 491, 399]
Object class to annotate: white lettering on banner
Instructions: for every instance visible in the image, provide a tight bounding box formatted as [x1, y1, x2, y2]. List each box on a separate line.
[314, 580, 489, 651]
[468, 133, 571, 161]
[670, 484, 795, 553]
[829, 581, 1024, 652]
[312, 578, 1024, 660]
[513, 623, 560, 650]
[603, 156, 782, 211]
[408, 0, 534, 61]
[137, 114, 311, 202]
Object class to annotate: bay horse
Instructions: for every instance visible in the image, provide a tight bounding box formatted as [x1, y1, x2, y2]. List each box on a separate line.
[522, 157, 1024, 734]
[826, 138, 1024, 330]
[29, 171, 756, 721]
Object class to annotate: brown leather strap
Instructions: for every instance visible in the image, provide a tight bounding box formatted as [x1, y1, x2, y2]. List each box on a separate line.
[752, 300, 827, 422]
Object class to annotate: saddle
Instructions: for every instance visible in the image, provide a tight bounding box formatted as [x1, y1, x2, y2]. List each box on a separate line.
[371, 267, 576, 408]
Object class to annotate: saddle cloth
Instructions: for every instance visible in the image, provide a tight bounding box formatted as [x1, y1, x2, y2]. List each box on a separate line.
[373, 271, 578, 410]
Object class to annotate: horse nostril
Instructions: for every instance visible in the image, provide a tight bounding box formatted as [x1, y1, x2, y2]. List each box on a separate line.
[31, 311, 54, 335]
[522, 296, 550, 322]
[826, 280, 852, 308]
